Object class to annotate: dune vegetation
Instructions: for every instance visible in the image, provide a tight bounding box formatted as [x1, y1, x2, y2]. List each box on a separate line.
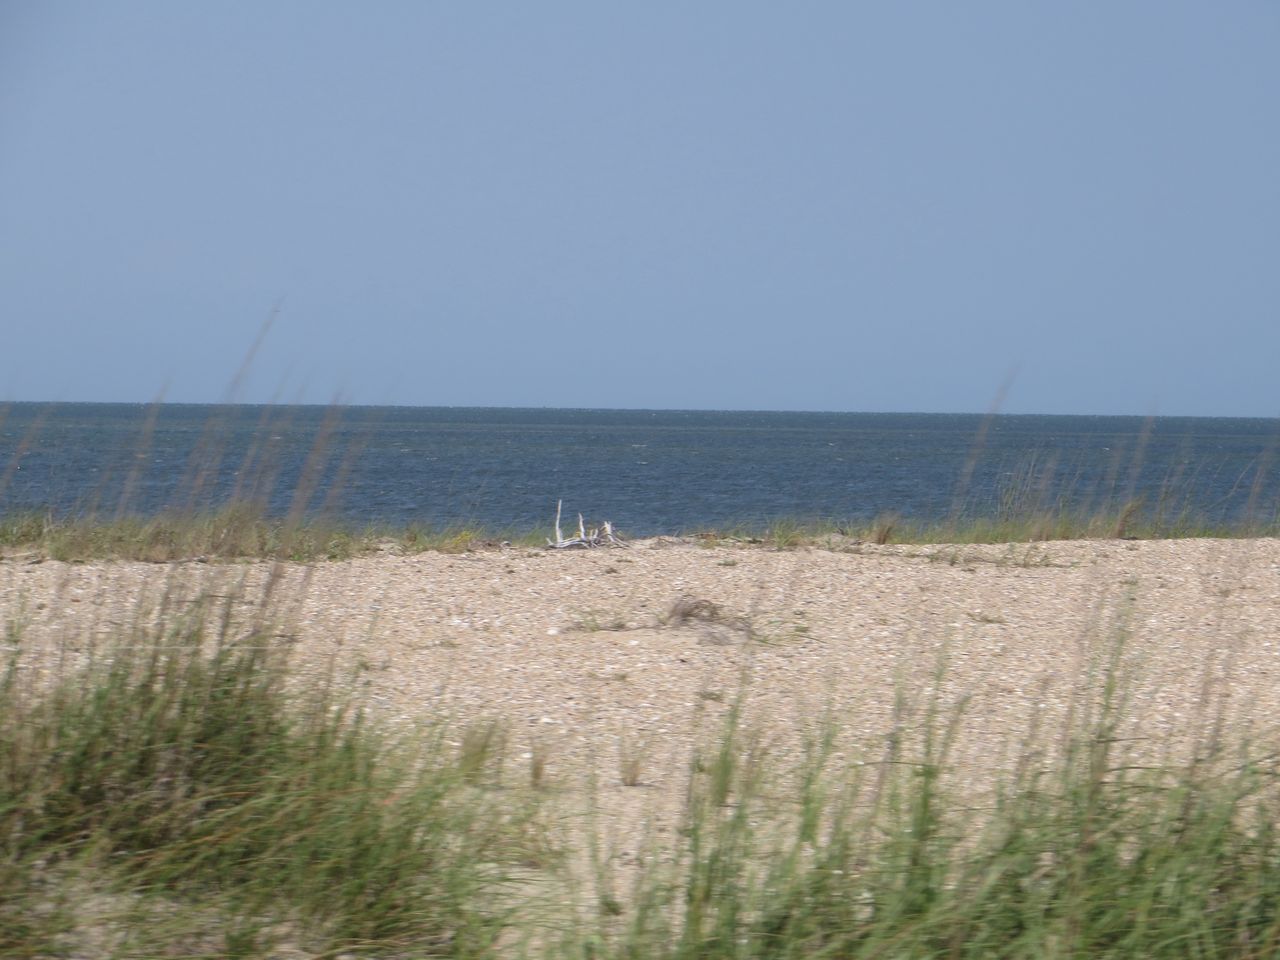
[3, 559, 1280, 958]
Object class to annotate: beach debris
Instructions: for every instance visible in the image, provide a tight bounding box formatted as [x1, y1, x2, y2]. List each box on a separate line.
[662, 594, 753, 645]
[546, 499, 628, 549]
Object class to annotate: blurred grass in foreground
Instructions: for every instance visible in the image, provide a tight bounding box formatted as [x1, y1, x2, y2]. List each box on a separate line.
[590, 659, 1280, 960]
[4, 578, 1280, 957]
[0, 581, 541, 958]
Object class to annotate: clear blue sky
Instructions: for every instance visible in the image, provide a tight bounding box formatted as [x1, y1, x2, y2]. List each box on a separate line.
[2, 3, 1277, 415]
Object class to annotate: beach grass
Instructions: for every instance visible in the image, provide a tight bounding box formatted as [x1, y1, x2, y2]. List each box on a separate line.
[0, 506, 548, 563]
[6, 580, 1280, 957]
[0, 585, 543, 958]
[691, 506, 1276, 550]
[0, 500, 1274, 564]
[589, 651, 1280, 960]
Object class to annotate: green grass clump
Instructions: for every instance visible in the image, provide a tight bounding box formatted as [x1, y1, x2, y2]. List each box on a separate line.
[0, 504, 374, 562]
[0, 505, 564, 563]
[693, 501, 1277, 550]
[0, 597, 532, 957]
[0, 508, 554, 563]
[585, 677, 1280, 960]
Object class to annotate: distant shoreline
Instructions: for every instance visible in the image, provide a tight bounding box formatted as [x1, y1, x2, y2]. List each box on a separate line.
[2, 505, 1277, 564]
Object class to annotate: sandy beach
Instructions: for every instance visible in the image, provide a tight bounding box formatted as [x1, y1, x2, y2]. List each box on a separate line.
[6, 535, 1280, 873]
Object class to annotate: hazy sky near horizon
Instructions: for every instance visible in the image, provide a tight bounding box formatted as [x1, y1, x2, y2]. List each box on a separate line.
[2, 3, 1277, 416]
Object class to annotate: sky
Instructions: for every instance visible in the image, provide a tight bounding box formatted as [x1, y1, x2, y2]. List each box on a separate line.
[1, 3, 1277, 416]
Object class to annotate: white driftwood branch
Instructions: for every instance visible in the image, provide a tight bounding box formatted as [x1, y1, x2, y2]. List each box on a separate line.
[546, 500, 628, 549]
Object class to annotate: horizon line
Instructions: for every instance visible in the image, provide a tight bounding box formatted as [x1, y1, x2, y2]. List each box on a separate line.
[3, 398, 1278, 422]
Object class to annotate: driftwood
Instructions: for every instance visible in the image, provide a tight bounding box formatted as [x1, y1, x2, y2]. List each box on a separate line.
[546, 499, 628, 549]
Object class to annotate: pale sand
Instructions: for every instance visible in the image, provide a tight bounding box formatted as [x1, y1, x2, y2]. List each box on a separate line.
[5, 536, 1280, 878]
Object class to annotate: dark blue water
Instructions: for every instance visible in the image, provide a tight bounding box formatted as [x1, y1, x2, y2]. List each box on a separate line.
[2, 403, 1278, 536]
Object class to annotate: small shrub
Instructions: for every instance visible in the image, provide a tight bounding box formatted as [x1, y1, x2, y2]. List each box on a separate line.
[871, 512, 899, 545]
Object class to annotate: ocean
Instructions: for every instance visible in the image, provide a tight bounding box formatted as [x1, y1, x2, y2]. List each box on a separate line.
[1, 403, 1278, 537]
